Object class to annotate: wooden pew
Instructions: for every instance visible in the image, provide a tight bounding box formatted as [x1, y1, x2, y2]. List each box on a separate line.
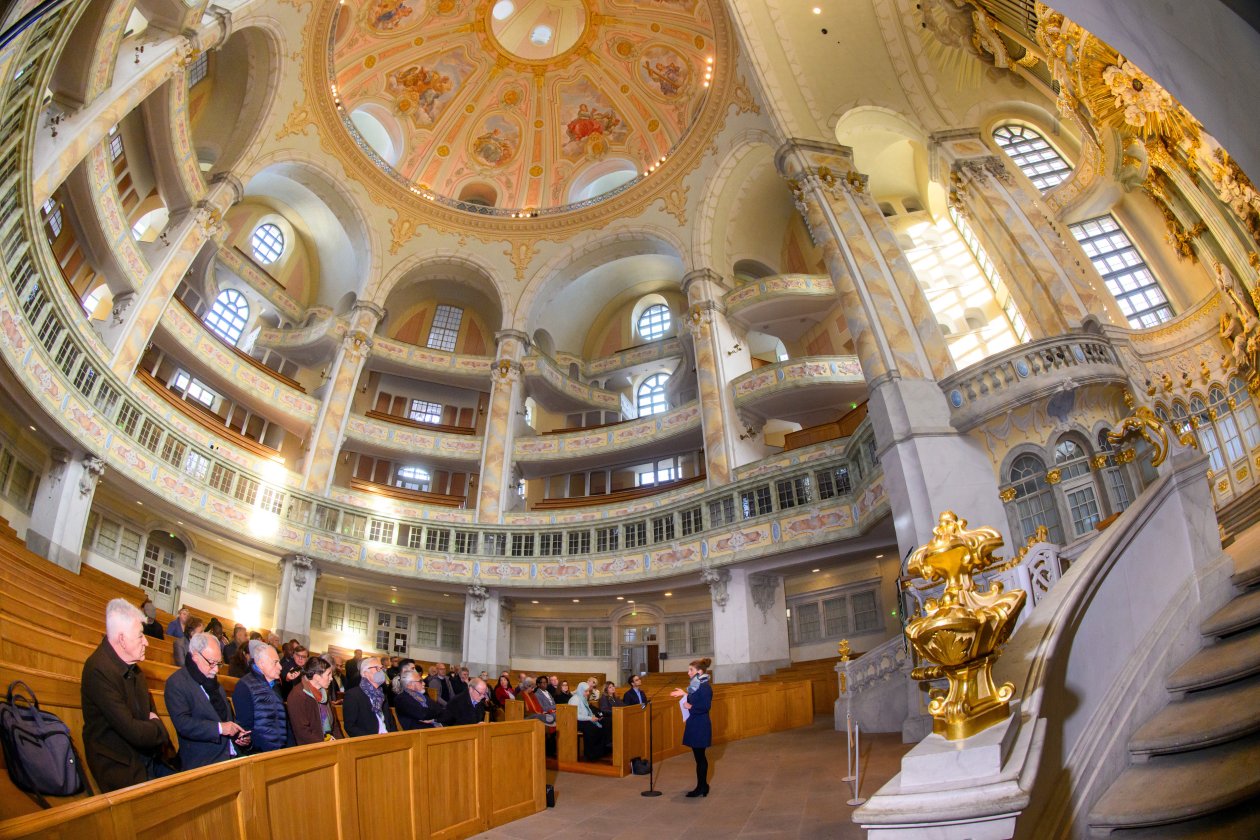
[0, 719, 547, 840]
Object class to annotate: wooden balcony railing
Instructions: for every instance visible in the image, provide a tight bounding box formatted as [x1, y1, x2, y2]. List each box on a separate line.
[349, 477, 467, 508]
[364, 409, 477, 436]
[530, 473, 705, 511]
[136, 369, 283, 461]
[783, 400, 869, 451]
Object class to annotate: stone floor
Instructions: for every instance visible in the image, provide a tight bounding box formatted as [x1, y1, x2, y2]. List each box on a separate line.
[475, 717, 913, 839]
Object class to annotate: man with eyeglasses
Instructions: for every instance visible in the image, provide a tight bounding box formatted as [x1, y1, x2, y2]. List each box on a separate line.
[164, 631, 250, 770]
[82, 599, 172, 791]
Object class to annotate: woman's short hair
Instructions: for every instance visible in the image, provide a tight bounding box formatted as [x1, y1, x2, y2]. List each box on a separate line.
[185, 616, 205, 634]
[302, 655, 332, 679]
[690, 657, 712, 672]
[535, 676, 549, 689]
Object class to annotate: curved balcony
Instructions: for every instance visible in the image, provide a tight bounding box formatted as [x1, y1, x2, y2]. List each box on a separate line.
[343, 411, 484, 469]
[522, 352, 626, 413]
[731, 356, 865, 427]
[154, 300, 318, 432]
[938, 334, 1129, 432]
[368, 334, 493, 388]
[252, 308, 343, 362]
[514, 401, 703, 475]
[725, 274, 835, 339]
[215, 246, 305, 323]
[562, 337, 686, 378]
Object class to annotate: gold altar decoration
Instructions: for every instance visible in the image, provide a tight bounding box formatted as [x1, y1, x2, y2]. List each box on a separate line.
[904, 511, 1027, 741]
[1106, 390, 1196, 467]
[837, 639, 851, 693]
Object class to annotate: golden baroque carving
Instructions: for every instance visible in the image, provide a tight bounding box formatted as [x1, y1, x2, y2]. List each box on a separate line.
[389, 212, 421, 256]
[1045, 468, 1062, 485]
[1209, 148, 1260, 245]
[1107, 390, 1197, 467]
[1218, 478, 1230, 493]
[659, 185, 689, 225]
[905, 512, 1026, 741]
[998, 486, 1017, 503]
[731, 76, 760, 115]
[504, 240, 537, 281]
[275, 99, 316, 141]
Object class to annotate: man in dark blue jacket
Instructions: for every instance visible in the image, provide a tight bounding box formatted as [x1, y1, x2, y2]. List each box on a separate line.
[165, 633, 250, 769]
[232, 640, 294, 753]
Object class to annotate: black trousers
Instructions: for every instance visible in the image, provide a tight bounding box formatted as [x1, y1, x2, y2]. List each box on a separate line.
[692, 747, 708, 791]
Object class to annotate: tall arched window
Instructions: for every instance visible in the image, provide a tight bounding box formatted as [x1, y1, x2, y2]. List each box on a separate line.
[1095, 430, 1134, 514]
[992, 124, 1072, 192]
[1006, 454, 1064, 544]
[1228, 378, 1260, 450]
[396, 466, 431, 492]
[250, 223, 284, 264]
[204, 289, 249, 346]
[637, 304, 671, 341]
[1188, 395, 1226, 473]
[1068, 215, 1173, 328]
[1054, 437, 1101, 537]
[637, 373, 669, 416]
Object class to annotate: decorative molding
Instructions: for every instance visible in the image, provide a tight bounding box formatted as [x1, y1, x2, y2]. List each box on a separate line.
[749, 573, 779, 622]
[79, 456, 105, 497]
[468, 583, 490, 619]
[701, 565, 730, 612]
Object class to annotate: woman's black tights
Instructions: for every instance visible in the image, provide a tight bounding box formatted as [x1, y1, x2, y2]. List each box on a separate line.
[692, 747, 709, 792]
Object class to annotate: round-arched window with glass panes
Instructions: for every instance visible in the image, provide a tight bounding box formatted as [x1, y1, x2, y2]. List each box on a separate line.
[992, 124, 1073, 192]
[1006, 454, 1064, 544]
[637, 304, 671, 341]
[250, 223, 284, 264]
[1095, 430, 1133, 514]
[636, 373, 669, 416]
[1188, 395, 1226, 473]
[1228, 378, 1260, 451]
[204, 289, 249, 346]
[1054, 437, 1101, 536]
[396, 466, 431, 492]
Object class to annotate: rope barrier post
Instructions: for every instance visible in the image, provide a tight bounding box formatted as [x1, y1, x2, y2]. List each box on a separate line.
[846, 723, 866, 806]
[842, 711, 855, 782]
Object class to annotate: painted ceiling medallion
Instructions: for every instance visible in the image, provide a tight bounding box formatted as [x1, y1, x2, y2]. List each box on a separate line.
[328, 0, 720, 214]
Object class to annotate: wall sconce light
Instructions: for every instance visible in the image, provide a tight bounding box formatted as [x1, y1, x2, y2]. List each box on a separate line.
[727, 343, 742, 355]
[738, 425, 757, 440]
[134, 45, 145, 64]
[477, 403, 486, 416]
[46, 112, 62, 138]
[319, 367, 330, 380]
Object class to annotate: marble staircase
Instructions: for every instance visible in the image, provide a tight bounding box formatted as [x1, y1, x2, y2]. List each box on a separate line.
[1086, 544, 1260, 837]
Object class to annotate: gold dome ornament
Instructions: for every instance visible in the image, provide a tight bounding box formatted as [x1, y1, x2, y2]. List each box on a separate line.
[905, 512, 1027, 741]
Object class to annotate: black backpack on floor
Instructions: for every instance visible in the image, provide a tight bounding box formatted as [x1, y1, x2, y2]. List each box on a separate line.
[0, 681, 88, 807]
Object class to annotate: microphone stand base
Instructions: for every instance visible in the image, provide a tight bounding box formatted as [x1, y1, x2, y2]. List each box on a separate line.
[641, 790, 664, 797]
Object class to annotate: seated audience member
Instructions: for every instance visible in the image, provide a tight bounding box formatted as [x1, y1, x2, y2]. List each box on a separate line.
[623, 674, 647, 706]
[515, 673, 532, 696]
[344, 657, 396, 737]
[345, 649, 364, 691]
[599, 682, 618, 716]
[166, 607, 191, 640]
[232, 640, 294, 753]
[82, 599, 171, 791]
[428, 663, 456, 708]
[204, 618, 227, 648]
[227, 644, 252, 678]
[165, 631, 250, 769]
[222, 624, 248, 662]
[139, 599, 164, 640]
[452, 666, 470, 695]
[554, 680, 573, 704]
[494, 674, 516, 706]
[279, 645, 307, 699]
[395, 670, 442, 730]
[479, 670, 490, 682]
[288, 655, 344, 745]
[171, 616, 203, 666]
[548, 675, 560, 695]
[327, 655, 345, 699]
[570, 682, 609, 761]
[444, 678, 489, 726]
[526, 676, 557, 726]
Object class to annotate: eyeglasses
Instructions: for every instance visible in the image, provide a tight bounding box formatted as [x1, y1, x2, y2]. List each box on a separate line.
[197, 651, 222, 668]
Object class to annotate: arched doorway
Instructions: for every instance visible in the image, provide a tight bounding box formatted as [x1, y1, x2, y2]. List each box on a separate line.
[614, 603, 664, 683]
[141, 531, 187, 613]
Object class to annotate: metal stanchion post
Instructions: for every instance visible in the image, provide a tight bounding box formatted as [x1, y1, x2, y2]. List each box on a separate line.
[846, 723, 866, 806]
[842, 712, 855, 782]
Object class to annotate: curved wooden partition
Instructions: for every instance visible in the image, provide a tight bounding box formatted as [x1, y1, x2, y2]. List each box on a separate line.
[0, 720, 546, 840]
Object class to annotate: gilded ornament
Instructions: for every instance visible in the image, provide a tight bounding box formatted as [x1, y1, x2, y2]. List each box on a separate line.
[1045, 468, 1062, 485]
[1106, 390, 1197, 467]
[1117, 448, 1136, 464]
[659, 185, 689, 225]
[275, 100, 315, 140]
[838, 639, 851, 661]
[999, 486, 1017, 503]
[1089, 454, 1109, 470]
[1236, 466, 1249, 481]
[904, 512, 1027, 741]
[1218, 478, 1230, 493]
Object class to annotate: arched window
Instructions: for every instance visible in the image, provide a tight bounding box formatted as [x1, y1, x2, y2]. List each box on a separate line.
[1188, 395, 1226, 473]
[1228, 378, 1260, 450]
[1068, 215, 1173, 328]
[992, 124, 1072, 192]
[396, 466, 431, 492]
[1054, 437, 1101, 536]
[637, 373, 669, 416]
[1095, 430, 1133, 514]
[250, 223, 284, 264]
[204, 289, 249, 346]
[1006, 454, 1064, 544]
[637, 304, 671, 341]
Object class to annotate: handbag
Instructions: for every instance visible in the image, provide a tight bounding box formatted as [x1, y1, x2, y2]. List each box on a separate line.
[631, 756, 651, 775]
[0, 681, 87, 806]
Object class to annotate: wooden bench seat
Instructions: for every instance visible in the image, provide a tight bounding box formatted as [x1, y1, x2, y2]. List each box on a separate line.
[530, 474, 705, 510]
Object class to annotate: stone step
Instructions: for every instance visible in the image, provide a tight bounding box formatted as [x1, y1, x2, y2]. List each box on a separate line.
[1232, 562, 1260, 590]
[1202, 587, 1260, 637]
[1087, 733, 1260, 834]
[1165, 625, 1260, 693]
[1129, 675, 1260, 758]
[1108, 798, 1260, 839]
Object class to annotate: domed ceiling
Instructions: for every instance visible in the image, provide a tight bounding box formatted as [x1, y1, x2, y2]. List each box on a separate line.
[328, 0, 720, 214]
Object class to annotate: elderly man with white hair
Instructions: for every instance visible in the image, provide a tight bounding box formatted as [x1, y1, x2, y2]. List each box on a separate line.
[231, 639, 294, 753]
[81, 598, 171, 791]
[164, 632, 251, 769]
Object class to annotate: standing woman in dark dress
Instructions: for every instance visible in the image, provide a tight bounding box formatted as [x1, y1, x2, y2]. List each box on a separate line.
[670, 657, 713, 797]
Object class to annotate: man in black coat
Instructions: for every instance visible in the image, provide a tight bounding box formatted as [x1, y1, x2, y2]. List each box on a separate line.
[443, 677, 489, 726]
[343, 657, 397, 737]
[164, 633, 250, 769]
[344, 649, 364, 691]
[622, 673, 648, 706]
[82, 599, 171, 792]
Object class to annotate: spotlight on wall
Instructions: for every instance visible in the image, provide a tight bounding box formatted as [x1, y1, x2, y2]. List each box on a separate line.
[727, 343, 742, 355]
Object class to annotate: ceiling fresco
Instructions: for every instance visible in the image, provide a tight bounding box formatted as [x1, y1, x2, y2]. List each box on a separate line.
[328, 0, 719, 213]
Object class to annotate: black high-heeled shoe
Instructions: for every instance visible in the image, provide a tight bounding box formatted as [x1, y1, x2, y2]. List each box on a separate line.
[685, 787, 709, 798]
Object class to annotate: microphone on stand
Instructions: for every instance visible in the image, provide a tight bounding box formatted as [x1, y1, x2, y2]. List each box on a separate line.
[640, 679, 680, 798]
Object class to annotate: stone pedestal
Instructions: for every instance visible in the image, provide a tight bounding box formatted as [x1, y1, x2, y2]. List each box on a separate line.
[26, 449, 105, 573]
[705, 567, 790, 682]
[462, 585, 511, 675]
[273, 553, 317, 645]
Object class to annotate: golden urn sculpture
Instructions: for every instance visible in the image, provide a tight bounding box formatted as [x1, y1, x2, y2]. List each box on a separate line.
[905, 511, 1027, 741]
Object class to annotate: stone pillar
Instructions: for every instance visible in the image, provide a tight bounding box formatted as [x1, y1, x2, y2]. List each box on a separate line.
[682, 268, 763, 483]
[462, 584, 512, 675]
[475, 331, 528, 521]
[301, 301, 384, 493]
[273, 554, 317, 646]
[703, 566, 790, 683]
[105, 182, 237, 372]
[26, 449, 106, 573]
[932, 130, 1127, 335]
[777, 139, 1010, 556]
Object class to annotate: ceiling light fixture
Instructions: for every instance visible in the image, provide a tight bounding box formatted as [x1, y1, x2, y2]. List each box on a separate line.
[531, 599, 539, 604]
[572, 598, 580, 603]
[813, 6, 821, 14]
[616, 596, 625, 600]
[876, 554, 885, 559]
[664, 592, 672, 597]
[812, 568, 821, 573]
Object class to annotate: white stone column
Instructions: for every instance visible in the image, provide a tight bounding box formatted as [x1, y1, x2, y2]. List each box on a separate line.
[273, 553, 317, 645]
[704, 567, 790, 683]
[475, 331, 528, 521]
[26, 449, 106, 573]
[461, 584, 512, 674]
